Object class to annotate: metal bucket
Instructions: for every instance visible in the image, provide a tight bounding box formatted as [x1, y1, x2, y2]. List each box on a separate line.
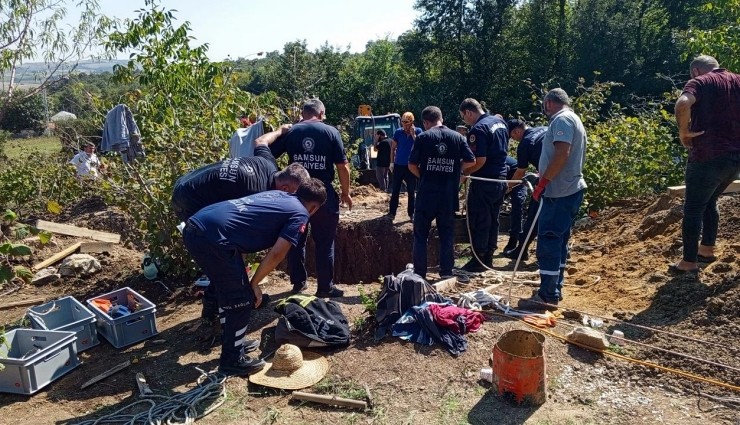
[492, 329, 546, 405]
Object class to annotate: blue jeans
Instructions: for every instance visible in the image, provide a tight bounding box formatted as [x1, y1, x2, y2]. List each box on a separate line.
[467, 180, 506, 256]
[536, 190, 584, 303]
[683, 153, 740, 262]
[289, 190, 339, 293]
[183, 224, 254, 366]
[389, 165, 417, 216]
[413, 207, 455, 279]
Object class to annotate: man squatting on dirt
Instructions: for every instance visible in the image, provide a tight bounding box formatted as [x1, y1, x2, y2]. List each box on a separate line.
[171, 125, 310, 328]
[671, 55, 740, 275]
[183, 179, 327, 375]
[408, 106, 475, 280]
[269, 98, 353, 298]
[518, 88, 588, 311]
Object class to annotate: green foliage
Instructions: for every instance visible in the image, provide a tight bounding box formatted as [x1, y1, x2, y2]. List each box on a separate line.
[0, 90, 46, 133]
[55, 118, 103, 150]
[100, 1, 286, 276]
[358, 285, 379, 315]
[0, 209, 50, 289]
[684, 0, 740, 71]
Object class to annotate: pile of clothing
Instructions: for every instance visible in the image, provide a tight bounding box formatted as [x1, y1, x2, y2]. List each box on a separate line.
[375, 268, 485, 356]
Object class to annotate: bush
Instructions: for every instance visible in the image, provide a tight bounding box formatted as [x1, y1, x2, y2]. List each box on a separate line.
[56, 117, 103, 151]
[0, 91, 47, 133]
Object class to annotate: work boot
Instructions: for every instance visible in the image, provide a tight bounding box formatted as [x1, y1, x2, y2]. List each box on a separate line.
[242, 338, 260, 353]
[218, 355, 266, 377]
[503, 236, 518, 253]
[503, 245, 529, 262]
[482, 252, 494, 268]
[517, 294, 558, 312]
[316, 287, 344, 298]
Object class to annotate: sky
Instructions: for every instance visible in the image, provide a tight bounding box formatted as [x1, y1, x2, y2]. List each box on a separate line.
[70, 0, 420, 60]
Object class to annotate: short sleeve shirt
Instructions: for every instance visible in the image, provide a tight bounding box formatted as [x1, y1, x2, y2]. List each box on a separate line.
[516, 126, 546, 171]
[540, 109, 588, 198]
[392, 127, 422, 165]
[468, 114, 509, 178]
[409, 126, 475, 212]
[172, 146, 278, 218]
[681, 69, 740, 162]
[270, 119, 347, 187]
[375, 138, 392, 167]
[188, 191, 309, 253]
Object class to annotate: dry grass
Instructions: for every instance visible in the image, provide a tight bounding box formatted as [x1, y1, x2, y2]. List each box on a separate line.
[3, 136, 61, 158]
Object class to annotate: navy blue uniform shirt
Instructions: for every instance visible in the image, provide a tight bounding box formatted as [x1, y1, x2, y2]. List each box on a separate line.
[188, 191, 308, 253]
[270, 119, 347, 187]
[516, 126, 546, 171]
[409, 126, 475, 212]
[172, 146, 278, 219]
[467, 114, 509, 178]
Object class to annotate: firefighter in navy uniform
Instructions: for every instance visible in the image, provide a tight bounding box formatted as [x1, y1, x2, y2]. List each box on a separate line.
[270, 98, 352, 298]
[458, 98, 509, 272]
[408, 106, 475, 279]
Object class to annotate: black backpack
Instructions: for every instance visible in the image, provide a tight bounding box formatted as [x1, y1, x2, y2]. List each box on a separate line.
[374, 268, 448, 341]
[274, 295, 350, 348]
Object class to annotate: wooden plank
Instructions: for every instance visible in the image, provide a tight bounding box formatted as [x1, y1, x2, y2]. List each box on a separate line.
[80, 360, 131, 390]
[432, 276, 457, 292]
[35, 220, 121, 244]
[79, 241, 114, 253]
[32, 242, 82, 271]
[291, 391, 368, 410]
[668, 180, 740, 197]
[0, 298, 45, 311]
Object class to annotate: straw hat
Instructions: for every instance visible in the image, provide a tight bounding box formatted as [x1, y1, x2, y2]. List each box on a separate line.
[248, 344, 329, 390]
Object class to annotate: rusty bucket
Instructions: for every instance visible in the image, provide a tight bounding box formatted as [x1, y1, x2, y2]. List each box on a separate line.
[491, 329, 546, 405]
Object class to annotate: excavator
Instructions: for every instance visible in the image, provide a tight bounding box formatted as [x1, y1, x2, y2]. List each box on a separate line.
[352, 104, 400, 171]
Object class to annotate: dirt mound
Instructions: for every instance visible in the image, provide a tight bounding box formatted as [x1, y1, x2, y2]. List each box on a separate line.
[59, 196, 142, 248]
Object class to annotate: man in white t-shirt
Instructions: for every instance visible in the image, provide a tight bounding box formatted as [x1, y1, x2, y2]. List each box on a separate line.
[69, 142, 104, 179]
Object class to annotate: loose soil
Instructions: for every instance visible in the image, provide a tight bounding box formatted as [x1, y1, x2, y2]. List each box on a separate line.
[0, 190, 738, 425]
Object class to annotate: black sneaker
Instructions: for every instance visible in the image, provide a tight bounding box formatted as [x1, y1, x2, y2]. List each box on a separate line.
[517, 294, 558, 312]
[243, 338, 260, 353]
[461, 258, 487, 273]
[291, 282, 308, 294]
[503, 238, 518, 253]
[503, 246, 529, 262]
[316, 287, 344, 298]
[218, 355, 266, 376]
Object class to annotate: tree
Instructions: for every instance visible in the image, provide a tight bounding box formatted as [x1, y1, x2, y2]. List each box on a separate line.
[0, 0, 112, 122]
[0, 89, 46, 132]
[684, 0, 740, 71]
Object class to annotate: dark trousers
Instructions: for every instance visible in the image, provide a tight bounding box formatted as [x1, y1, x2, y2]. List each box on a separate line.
[508, 184, 527, 238]
[682, 153, 740, 262]
[467, 180, 506, 256]
[183, 224, 254, 366]
[375, 166, 390, 192]
[389, 165, 417, 216]
[288, 192, 339, 293]
[413, 208, 455, 279]
[536, 190, 584, 303]
[520, 197, 540, 248]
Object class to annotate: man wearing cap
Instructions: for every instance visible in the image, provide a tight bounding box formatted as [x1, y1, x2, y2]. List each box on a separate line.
[671, 55, 740, 275]
[408, 106, 475, 279]
[373, 129, 392, 192]
[459, 98, 509, 272]
[183, 179, 327, 376]
[388, 112, 423, 220]
[172, 125, 309, 336]
[503, 119, 547, 261]
[518, 88, 587, 311]
[270, 98, 352, 298]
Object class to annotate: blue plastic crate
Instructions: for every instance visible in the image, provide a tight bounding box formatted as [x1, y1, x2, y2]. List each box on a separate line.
[86, 287, 158, 348]
[0, 329, 80, 395]
[27, 296, 99, 352]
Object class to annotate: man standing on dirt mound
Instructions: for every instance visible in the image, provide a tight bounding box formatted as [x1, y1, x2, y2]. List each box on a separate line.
[518, 88, 587, 311]
[270, 98, 352, 298]
[459, 98, 509, 272]
[182, 180, 327, 376]
[408, 106, 475, 280]
[171, 125, 310, 341]
[388, 112, 422, 220]
[671, 55, 740, 275]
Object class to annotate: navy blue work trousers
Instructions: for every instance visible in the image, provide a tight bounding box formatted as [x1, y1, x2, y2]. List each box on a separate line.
[467, 180, 506, 256]
[183, 223, 254, 366]
[413, 207, 456, 279]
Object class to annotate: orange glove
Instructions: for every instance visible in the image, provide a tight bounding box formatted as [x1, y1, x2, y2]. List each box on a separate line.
[532, 177, 550, 202]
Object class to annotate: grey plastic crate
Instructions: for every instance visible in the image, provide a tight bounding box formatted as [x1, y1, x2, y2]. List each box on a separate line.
[27, 296, 99, 352]
[86, 287, 158, 348]
[0, 329, 80, 395]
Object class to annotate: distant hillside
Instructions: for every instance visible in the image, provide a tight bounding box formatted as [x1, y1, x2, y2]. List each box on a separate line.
[2, 59, 129, 84]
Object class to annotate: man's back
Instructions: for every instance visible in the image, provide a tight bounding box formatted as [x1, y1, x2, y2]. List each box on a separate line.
[541, 109, 587, 198]
[172, 146, 278, 219]
[376, 138, 392, 167]
[468, 114, 509, 178]
[271, 119, 346, 186]
[682, 69, 740, 161]
[518, 126, 546, 171]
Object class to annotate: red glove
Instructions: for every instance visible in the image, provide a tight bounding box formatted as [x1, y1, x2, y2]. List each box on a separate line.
[532, 177, 550, 202]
